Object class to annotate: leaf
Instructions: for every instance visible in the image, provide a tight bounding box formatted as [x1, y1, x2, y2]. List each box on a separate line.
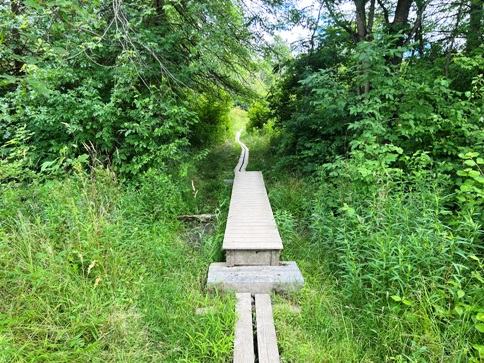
[477, 313, 484, 321]
[0, 74, 17, 86]
[473, 344, 484, 358]
[76, 154, 89, 163]
[457, 290, 465, 299]
[26, 80, 51, 96]
[455, 305, 464, 315]
[465, 160, 477, 167]
[24, 0, 42, 9]
[473, 176, 484, 184]
[384, 153, 399, 163]
[468, 170, 480, 178]
[402, 299, 413, 306]
[391, 295, 402, 302]
[41, 160, 57, 171]
[475, 323, 484, 333]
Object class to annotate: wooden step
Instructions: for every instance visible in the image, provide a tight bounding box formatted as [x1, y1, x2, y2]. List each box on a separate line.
[207, 262, 304, 294]
[226, 249, 280, 267]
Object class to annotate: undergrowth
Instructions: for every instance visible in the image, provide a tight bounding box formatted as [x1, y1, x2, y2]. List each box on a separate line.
[3, 106, 482, 362]
[246, 127, 484, 362]
[0, 156, 237, 362]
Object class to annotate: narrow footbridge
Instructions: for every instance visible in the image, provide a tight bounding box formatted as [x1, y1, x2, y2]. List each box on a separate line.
[207, 131, 304, 363]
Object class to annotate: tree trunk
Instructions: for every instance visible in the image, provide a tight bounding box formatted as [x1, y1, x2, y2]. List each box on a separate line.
[388, 0, 414, 64]
[354, 0, 368, 42]
[367, 0, 376, 37]
[467, 0, 483, 54]
[11, 0, 25, 76]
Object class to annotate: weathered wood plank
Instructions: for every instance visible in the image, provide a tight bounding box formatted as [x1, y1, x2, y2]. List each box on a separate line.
[230, 249, 280, 266]
[223, 169, 283, 253]
[226, 244, 282, 250]
[255, 294, 280, 363]
[226, 228, 279, 233]
[225, 230, 280, 236]
[234, 293, 255, 363]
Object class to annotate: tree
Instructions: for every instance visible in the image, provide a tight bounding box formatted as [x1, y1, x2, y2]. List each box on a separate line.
[0, 0, 264, 175]
[467, 0, 483, 54]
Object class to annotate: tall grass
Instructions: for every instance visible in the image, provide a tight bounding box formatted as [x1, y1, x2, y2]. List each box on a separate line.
[309, 171, 484, 361]
[0, 164, 236, 362]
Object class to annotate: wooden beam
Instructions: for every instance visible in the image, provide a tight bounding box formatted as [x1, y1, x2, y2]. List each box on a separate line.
[234, 293, 255, 363]
[255, 294, 280, 363]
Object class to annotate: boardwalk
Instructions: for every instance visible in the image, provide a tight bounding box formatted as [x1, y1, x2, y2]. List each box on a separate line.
[223, 171, 283, 266]
[207, 131, 304, 363]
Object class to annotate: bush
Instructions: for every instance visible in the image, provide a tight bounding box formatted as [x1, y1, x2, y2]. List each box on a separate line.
[309, 163, 484, 361]
[247, 100, 272, 130]
[190, 91, 233, 147]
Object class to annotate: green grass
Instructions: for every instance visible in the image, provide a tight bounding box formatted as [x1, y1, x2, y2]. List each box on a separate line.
[0, 109, 251, 362]
[0, 161, 237, 362]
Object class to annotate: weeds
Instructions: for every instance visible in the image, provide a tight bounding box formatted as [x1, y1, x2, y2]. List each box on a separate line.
[245, 126, 484, 362]
[0, 160, 235, 362]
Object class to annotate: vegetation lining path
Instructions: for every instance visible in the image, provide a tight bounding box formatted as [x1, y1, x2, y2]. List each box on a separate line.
[207, 132, 304, 362]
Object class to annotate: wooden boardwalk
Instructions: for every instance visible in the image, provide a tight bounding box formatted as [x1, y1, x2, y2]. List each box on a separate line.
[223, 171, 283, 266]
[207, 131, 304, 363]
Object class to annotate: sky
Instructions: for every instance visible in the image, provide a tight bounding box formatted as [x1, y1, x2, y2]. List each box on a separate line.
[275, 0, 355, 46]
[276, 0, 317, 45]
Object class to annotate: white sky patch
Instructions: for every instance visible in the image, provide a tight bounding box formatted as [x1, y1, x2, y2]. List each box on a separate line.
[277, 26, 310, 45]
[275, 0, 355, 47]
[275, 0, 317, 45]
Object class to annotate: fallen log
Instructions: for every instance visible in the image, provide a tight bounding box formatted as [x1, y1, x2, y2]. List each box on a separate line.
[177, 214, 215, 223]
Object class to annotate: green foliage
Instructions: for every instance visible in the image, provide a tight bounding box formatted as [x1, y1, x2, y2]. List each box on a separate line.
[190, 91, 233, 147]
[0, 125, 35, 182]
[270, 32, 484, 178]
[0, 0, 261, 176]
[309, 164, 484, 360]
[456, 151, 484, 211]
[2, 79, 194, 175]
[245, 121, 484, 361]
[247, 100, 273, 130]
[267, 28, 355, 170]
[0, 165, 235, 362]
[349, 70, 483, 166]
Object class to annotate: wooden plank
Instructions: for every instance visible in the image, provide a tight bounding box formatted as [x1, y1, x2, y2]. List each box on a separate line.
[234, 293, 255, 363]
[255, 294, 280, 363]
[226, 244, 282, 250]
[225, 226, 280, 233]
[224, 154, 284, 259]
[225, 237, 281, 241]
[225, 229, 280, 236]
[225, 242, 282, 249]
[225, 237, 282, 243]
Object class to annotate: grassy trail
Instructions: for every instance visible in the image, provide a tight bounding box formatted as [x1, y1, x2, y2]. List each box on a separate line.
[2, 107, 482, 362]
